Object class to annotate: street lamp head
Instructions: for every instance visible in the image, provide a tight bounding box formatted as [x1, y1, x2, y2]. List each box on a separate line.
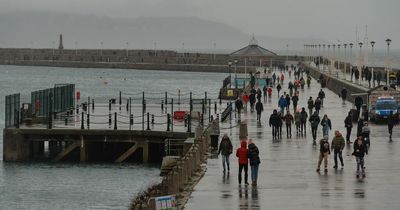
[358, 42, 363, 48]
[370, 41, 375, 47]
[333, 44, 335, 48]
[322, 44, 326, 48]
[344, 44, 347, 48]
[349, 43, 353, 48]
[338, 44, 341, 48]
[234, 59, 238, 64]
[228, 61, 232, 66]
[318, 44, 321, 47]
[327, 44, 330, 48]
[386, 38, 392, 46]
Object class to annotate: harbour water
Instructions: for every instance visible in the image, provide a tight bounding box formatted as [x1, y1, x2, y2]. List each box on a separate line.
[0, 65, 225, 209]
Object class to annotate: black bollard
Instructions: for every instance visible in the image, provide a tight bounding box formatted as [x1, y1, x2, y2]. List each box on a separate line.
[214, 101, 217, 114]
[108, 113, 112, 128]
[76, 104, 79, 114]
[108, 100, 111, 112]
[187, 114, 191, 133]
[146, 112, 150, 130]
[114, 112, 117, 130]
[92, 99, 95, 111]
[126, 99, 129, 111]
[161, 100, 164, 113]
[87, 113, 90, 129]
[202, 99, 205, 116]
[130, 114, 133, 127]
[219, 91, 222, 105]
[119, 91, 122, 111]
[81, 112, 84, 129]
[184, 114, 188, 127]
[16, 110, 20, 129]
[167, 113, 171, 131]
[208, 99, 211, 122]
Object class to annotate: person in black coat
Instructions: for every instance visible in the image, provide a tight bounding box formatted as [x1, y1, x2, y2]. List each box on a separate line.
[249, 92, 256, 112]
[309, 111, 321, 143]
[269, 109, 281, 140]
[247, 140, 260, 186]
[300, 107, 308, 136]
[340, 88, 348, 104]
[255, 99, 264, 122]
[292, 93, 299, 112]
[352, 137, 368, 178]
[318, 89, 326, 106]
[235, 97, 243, 121]
[388, 111, 397, 141]
[344, 112, 353, 144]
[314, 98, 322, 115]
[357, 118, 364, 137]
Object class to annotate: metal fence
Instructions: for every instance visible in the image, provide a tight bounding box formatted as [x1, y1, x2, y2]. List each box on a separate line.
[31, 84, 75, 117]
[5, 93, 20, 128]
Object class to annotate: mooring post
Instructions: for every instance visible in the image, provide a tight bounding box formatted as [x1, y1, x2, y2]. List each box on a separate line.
[87, 113, 90, 129]
[81, 112, 84, 129]
[119, 91, 122, 111]
[129, 97, 132, 130]
[167, 113, 171, 131]
[108, 113, 112, 128]
[114, 112, 117, 130]
[16, 110, 20, 129]
[171, 98, 174, 132]
[146, 112, 150, 130]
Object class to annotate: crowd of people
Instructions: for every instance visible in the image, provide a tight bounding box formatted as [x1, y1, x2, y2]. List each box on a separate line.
[213, 63, 398, 186]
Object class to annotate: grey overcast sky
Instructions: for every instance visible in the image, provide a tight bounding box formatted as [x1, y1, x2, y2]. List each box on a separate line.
[1, 0, 399, 49]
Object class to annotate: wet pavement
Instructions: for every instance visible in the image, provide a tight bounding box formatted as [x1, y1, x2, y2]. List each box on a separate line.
[185, 69, 400, 210]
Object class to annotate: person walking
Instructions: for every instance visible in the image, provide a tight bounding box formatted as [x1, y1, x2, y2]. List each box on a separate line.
[267, 86, 273, 99]
[255, 99, 264, 122]
[278, 95, 287, 114]
[354, 96, 363, 119]
[294, 110, 302, 136]
[284, 110, 294, 138]
[314, 97, 322, 115]
[235, 97, 244, 121]
[309, 111, 321, 145]
[218, 134, 233, 173]
[269, 109, 281, 140]
[242, 92, 249, 112]
[344, 112, 353, 144]
[318, 89, 325, 106]
[352, 136, 368, 178]
[316, 135, 331, 173]
[249, 91, 256, 112]
[276, 83, 282, 97]
[210, 119, 220, 151]
[247, 139, 261, 186]
[388, 111, 397, 141]
[292, 92, 299, 112]
[300, 107, 308, 136]
[285, 94, 291, 111]
[306, 76, 311, 88]
[320, 114, 332, 138]
[307, 97, 314, 116]
[331, 131, 345, 169]
[236, 140, 249, 185]
[341, 87, 348, 104]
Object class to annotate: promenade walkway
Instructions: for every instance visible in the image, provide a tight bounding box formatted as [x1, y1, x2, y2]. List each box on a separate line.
[185, 70, 400, 209]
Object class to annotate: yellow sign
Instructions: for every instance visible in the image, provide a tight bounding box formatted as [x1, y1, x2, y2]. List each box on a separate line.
[227, 89, 234, 97]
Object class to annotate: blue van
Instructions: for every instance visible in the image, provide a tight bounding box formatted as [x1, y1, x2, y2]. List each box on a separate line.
[370, 96, 399, 122]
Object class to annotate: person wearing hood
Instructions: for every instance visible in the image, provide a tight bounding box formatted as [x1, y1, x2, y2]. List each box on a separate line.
[249, 91, 256, 112]
[291, 92, 299, 112]
[344, 112, 353, 144]
[300, 107, 308, 136]
[278, 95, 287, 114]
[236, 140, 249, 185]
[247, 139, 261, 186]
[320, 114, 332, 138]
[269, 109, 281, 140]
[255, 99, 264, 122]
[318, 89, 325, 106]
[314, 97, 322, 115]
[331, 131, 345, 169]
[307, 97, 314, 116]
[218, 134, 233, 173]
[276, 83, 282, 97]
[316, 135, 331, 173]
[340, 87, 348, 104]
[309, 111, 321, 144]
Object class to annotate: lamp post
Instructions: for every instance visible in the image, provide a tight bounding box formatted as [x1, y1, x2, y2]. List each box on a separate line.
[100, 42, 103, 56]
[318, 44, 321, 70]
[358, 42, 363, 84]
[349, 43, 353, 81]
[344, 44, 347, 79]
[154, 42, 157, 57]
[182, 42, 185, 58]
[228, 61, 232, 87]
[327, 44, 331, 72]
[234, 59, 238, 90]
[75, 41, 78, 56]
[370, 41, 375, 86]
[386, 38, 392, 85]
[286, 44, 289, 63]
[213, 43, 216, 61]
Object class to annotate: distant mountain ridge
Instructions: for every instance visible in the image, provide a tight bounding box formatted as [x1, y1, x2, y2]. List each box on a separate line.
[0, 12, 324, 52]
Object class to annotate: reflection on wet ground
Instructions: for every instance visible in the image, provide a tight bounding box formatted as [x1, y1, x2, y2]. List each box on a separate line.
[186, 70, 400, 210]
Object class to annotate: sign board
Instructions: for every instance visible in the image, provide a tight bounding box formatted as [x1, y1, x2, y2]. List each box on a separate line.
[154, 195, 177, 210]
[227, 89, 234, 97]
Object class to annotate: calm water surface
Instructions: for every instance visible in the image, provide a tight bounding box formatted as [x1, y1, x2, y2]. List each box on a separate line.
[0, 65, 225, 209]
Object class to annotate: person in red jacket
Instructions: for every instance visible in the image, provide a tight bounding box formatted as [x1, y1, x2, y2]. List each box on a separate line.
[236, 140, 249, 185]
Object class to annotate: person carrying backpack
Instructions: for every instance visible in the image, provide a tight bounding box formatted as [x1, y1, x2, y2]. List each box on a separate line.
[247, 139, 260, 186]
